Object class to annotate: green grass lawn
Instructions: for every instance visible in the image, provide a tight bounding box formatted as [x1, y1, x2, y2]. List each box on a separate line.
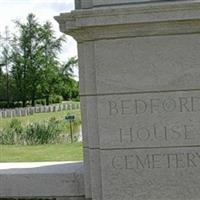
[0, 143, 83, 162]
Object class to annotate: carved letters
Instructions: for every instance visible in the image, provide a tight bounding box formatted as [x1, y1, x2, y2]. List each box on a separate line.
[106, 94, 200, 170]
[119, 123, 197, 143]
[112, 152, 200, 170]
[108, 96, 200, 116]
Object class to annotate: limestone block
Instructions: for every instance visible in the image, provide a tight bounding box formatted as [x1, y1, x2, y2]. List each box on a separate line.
[83, 148, 92, 198]
[75, 0, 93, 9]
[55, 1, 200, 200]
[101, 148, 200, 200]
[97, 92, 200, 149]
[94, 34, 200, 95]
[93, 0, 156, 7]
[0, 162, 84, 198]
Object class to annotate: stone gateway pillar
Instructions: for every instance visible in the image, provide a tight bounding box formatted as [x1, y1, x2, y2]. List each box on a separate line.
[55, 1, 200, 199]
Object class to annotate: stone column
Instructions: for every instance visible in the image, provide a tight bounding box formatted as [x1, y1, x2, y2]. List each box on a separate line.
[56, 1, 200, 200]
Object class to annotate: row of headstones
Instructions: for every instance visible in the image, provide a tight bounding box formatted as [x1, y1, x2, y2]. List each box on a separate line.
[0, 103, 80, 119]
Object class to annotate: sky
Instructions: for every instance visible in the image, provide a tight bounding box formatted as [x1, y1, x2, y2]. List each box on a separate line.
[0, 0, 77, 62]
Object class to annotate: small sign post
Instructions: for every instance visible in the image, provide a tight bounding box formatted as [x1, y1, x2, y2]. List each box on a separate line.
[65, 114, 76, 143]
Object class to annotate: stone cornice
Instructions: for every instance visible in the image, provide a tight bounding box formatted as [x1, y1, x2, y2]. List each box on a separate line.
[55, 0, 200, 42]
[75, 0, 174, 9]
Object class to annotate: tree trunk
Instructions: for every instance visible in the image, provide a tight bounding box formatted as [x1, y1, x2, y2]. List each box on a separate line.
[46, 95, 50, 105]
[31, 90, 36, 107]
[31, 94, 35, 107]
[22, 100, 26, 107]
[31, 99, 35, 107]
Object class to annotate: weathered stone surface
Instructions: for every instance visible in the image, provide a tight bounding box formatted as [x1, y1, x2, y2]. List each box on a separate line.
[56, 0, 200, 200]
[101, 148, 200, 200]
[94, 35, 200, 94]
[75, 0, 164, 9]
[94, 33, 200, 199]
[89, 149, 102, 200]
[82, 148, 92, 198]
[93, 0, 158, 6]
[0, 198, 87, 200]
[80, 96, 101, 199]
[0, 162, 84, 198]
[78, 43, 100, 199]
[97, 91, 200, 149]
[0, 198, 86, 200]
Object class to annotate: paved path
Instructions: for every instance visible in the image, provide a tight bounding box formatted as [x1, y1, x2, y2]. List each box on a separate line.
[0, 161, 83, 174]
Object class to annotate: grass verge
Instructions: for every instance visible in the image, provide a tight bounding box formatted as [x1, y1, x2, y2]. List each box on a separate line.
[0, 143, 83, 162]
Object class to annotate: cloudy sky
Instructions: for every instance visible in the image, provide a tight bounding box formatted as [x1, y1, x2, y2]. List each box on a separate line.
[0, 0, 77, 62]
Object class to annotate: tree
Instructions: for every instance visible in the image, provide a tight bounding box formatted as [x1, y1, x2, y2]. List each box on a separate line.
[39, 21, 65, 105]
[0, 72, 6, 101]
[0, 27, 12, 107]
[11, 14, 44, 107]
[60, 57, 78, 100]
[0, 13, 77, 108]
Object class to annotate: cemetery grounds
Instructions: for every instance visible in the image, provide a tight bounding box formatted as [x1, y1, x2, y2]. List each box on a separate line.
[0, 103, 83, 162]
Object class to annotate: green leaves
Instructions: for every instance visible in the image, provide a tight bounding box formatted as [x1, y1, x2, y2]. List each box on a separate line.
[10, 14, 66, 106]
[0, 13, 78, 107]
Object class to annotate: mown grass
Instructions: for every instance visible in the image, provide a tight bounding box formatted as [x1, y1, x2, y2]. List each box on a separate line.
[0, 143, 83, 162]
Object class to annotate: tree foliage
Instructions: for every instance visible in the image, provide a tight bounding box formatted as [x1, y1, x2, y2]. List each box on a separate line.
[0, 27, 12, 105]
[60, 57, 79, 100]
[0, 14, 79, 108]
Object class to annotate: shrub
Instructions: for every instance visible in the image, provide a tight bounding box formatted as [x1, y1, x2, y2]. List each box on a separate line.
[13, 102, 23, 108]
[0, 101, 24, 108]
[25, 118, 61, 145]
[72, 96, 80, 102]
[49, 95, 63, 104]
[0, 116, 81, 145]
[0, 101, 8, 109]
[35, 99, 46, 105]
[0, 119, 24, 144]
